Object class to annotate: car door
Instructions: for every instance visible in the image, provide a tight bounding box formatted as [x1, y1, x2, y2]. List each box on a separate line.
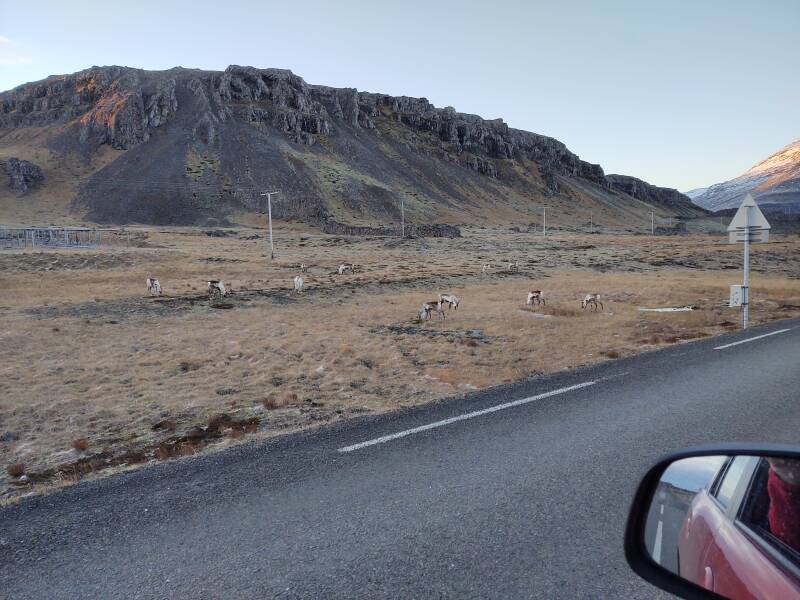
[697, 456, 757, 594]
[703, 456, 800, 599]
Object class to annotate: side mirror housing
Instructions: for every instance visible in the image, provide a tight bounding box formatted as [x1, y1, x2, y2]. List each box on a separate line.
[625, 443, 800, 600]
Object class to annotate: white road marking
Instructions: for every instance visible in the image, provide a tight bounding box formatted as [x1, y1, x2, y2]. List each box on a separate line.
[338, 381, 597, 453]
[653, 517, 664, 564]
[660, 504, 664, 515]
[713, 328, 791, 350]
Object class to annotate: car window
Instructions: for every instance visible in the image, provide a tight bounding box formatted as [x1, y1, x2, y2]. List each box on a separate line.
[739, 458, 800, 565]
[713, 456, 752, 509]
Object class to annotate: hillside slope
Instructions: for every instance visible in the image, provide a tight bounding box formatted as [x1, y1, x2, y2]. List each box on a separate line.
[0, 65, 705, 230]
[692, 139, 800, 213]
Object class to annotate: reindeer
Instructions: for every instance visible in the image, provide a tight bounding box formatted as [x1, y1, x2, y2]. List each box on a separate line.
[146, 277, 162, 296]
[582, 293, 603, 311]
[419, 300, 446, 321]
[293, 275, 305, 293]
[506, 261, 519, 272]
[526, 290, 545, 306]
[299, 263, 308, 273]
[338, 263, 357, 275]
[481, 263, 492, 274]
[439, 293, 460, 311]
[207, 280, 228, 298]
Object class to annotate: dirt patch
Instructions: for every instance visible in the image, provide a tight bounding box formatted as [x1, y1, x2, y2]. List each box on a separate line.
[0, 251, 143, 273]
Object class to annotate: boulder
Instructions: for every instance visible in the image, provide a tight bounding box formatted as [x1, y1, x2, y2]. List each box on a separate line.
[3, 157, 44, 194]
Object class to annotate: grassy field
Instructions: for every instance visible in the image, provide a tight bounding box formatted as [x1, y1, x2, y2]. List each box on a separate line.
[2, 225, 800, 501]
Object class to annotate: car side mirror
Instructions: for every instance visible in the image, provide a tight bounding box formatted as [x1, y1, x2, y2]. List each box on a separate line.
[625, 444, 800, 600]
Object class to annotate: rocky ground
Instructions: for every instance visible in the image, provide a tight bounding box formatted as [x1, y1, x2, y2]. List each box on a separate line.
[2, 224, 800, 502]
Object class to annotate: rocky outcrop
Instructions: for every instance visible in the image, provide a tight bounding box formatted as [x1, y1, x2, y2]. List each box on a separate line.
[2, 65, 606, 188]
[1, 66, 177, 149]
[605, 174, 705, 215]
[3, 158, 44, 194]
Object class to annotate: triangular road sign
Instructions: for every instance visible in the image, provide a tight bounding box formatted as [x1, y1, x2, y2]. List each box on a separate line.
[727, 194, 771, 232]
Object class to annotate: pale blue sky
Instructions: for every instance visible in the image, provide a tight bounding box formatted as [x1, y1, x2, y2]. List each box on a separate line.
[1, 0, 797, 191]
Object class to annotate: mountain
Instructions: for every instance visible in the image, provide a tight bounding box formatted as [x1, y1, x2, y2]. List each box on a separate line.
[691, 140, 800, 213]
[684, 187, 708, 199]
[0, 65, 706, 230]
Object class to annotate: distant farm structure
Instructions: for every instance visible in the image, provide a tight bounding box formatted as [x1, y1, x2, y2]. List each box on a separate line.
[0, 225, 104, 249]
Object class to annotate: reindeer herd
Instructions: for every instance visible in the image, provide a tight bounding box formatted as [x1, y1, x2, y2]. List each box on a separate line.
[145, 260, 604, 321]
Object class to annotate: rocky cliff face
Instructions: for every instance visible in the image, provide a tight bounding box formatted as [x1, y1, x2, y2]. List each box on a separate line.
[2, 158, 44, 194]
[1, 67, 178, 150]
[0, 65, 705, 227]
[605, 174, 705, 216]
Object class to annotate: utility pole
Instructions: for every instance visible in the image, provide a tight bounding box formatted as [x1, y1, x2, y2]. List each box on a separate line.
[401, 195, 405, 239]
[543, 207, 547, 237]
[260, 191, 279, 259]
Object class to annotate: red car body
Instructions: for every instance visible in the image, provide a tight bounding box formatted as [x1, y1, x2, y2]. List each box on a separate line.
[678, 487, 800, 599]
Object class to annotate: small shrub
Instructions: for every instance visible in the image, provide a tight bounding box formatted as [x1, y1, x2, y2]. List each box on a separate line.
[262, 395, 285, 410]
[270, 375, 285, 387]
[179, 360, 202, 373]
[603, 350, 621, 359]
[71, 438, 89, 452]
[207, 413, 232, 429]
[7, 463, 25, 478]
[215, 387, 240, 396]
[152, 419, 177, 432]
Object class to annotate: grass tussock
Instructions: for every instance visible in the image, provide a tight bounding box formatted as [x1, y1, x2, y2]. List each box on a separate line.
[7, 463, 25, 478]
[71, 438, 89, 452]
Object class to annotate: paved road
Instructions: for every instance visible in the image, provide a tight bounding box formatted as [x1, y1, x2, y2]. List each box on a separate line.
[2, 319, 799, 599]
[644, 484, 691, 574]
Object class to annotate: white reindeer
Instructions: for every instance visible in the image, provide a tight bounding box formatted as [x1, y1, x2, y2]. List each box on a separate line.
[439, 294, 460, 311]
[299, 263, 308, 273]
[481, 263, 492, 274]
[207, 280, 228, 298]
[293, 275, 305, 293]
[526, 290, 545, 306]
[582, 293, 603, 311]
[506, 261, 519, 272]
[338, 263, 356, 275]
[419, 300, 446, 321]
[146, 277, 162, 296]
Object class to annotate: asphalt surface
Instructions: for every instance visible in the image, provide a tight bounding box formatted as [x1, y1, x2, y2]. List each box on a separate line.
[2, 318, 799, 599]
[644, 484, 691, 575]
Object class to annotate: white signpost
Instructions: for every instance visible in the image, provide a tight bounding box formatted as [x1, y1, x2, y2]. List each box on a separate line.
[727, 194, 770, 329]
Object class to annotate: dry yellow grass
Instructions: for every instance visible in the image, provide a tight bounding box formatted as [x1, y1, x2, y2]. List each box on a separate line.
[2, 225, 799, 500]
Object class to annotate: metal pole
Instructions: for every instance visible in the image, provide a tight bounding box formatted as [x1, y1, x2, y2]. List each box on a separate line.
[267, 194, 274, 259]
[543, 207, 547, 237]
[401, 196, 405, 239]
[742, 226, 750, 329]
